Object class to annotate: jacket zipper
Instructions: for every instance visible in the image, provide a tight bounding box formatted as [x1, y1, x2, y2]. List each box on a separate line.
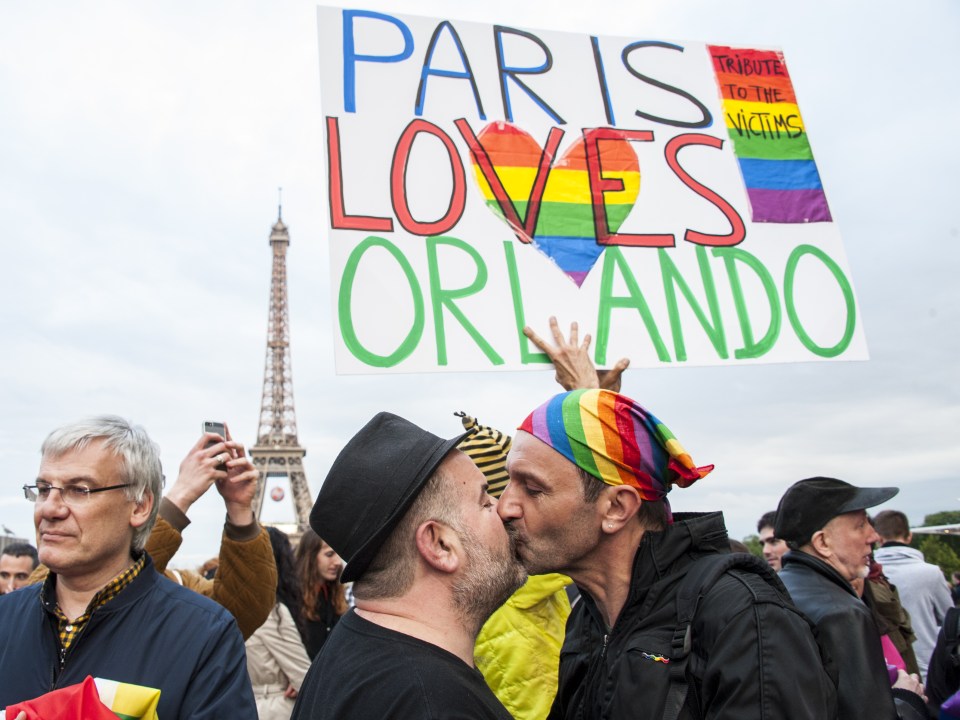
[53, 612, 95, 689]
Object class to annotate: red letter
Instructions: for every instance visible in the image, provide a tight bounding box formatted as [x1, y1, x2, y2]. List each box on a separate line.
[454, 119, 564, 244]
[327, 116, 393, 232]
[665, 133, 746, 247]
[390, 120, 467, 236]
[583, 127, 675, 248]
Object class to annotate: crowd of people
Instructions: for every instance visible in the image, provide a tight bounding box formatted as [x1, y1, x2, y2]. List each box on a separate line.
[1, 319, 958, 719]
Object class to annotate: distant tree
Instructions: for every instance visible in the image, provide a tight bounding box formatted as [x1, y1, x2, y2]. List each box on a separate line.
[910, 511, 960, 557]
[923, 511, 960, 525]
[917, 536, 960, 579]
[741, 534, 763, 558]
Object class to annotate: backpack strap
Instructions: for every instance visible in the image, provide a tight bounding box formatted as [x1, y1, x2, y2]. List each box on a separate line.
[661, 553, 785, 720]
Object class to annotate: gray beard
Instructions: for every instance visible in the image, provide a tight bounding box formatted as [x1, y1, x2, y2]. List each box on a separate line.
[451, 526, 527, 636]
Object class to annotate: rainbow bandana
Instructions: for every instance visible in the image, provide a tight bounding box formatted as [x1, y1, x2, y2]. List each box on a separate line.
[518, 390, 713, 514]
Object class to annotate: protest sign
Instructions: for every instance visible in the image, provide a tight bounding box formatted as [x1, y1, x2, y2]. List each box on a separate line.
[317, 7, 867, 373]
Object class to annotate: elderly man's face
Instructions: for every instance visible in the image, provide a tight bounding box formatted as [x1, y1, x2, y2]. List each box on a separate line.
[0, 554, 35, 593]
[759, 526, 788, 571]
[499, 431, 602, 576]
[817, 509, 880, 583]
[35, 440, 151, 583]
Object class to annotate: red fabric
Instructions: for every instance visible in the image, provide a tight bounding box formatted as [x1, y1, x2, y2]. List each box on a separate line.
[4, 676, 116, 720]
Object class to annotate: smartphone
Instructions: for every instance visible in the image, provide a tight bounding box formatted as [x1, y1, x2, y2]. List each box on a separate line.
[203, 421, 227, 470]
[203, 421, 226, 445]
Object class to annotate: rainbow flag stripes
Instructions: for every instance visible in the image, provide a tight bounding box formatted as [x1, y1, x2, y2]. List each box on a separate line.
[518, 389, 712, 504]
[469, 123, 639, 287]
[709, 45, 832, 224]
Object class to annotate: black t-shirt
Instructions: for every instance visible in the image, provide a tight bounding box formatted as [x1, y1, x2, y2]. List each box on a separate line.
[292, 609, 512, 720]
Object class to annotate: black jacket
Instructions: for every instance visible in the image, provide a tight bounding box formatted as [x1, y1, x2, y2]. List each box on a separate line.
[925, 608, 959, 715]
[549, 512, 836, 720]
[778, 551, 928, 720]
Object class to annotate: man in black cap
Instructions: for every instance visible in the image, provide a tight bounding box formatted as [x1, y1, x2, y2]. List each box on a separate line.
[775, 476, 928, 720]
[291, 412, 527, 720]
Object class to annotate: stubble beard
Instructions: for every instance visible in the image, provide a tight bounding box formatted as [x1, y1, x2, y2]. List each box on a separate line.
[451, 525, 528, 636]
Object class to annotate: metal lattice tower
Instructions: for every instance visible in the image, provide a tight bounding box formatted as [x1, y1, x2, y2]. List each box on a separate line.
[250, 205, 313, 531]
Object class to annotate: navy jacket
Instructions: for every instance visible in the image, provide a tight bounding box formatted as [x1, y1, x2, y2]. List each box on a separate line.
[0, 554, 256, 719]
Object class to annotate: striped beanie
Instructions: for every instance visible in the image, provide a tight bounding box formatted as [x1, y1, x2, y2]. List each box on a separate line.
[455, 412, 512, 498]
[518, 390, 713, 510]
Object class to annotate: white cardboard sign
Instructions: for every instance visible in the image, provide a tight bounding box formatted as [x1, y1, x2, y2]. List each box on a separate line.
[317, 7, 867, 373]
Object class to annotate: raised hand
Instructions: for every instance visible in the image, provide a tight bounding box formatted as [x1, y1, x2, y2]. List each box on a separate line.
[523, 316, 630, 392]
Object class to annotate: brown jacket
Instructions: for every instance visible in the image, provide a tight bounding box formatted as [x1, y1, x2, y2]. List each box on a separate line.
[864, 576, 920, 676]
[150, 498, 276, 640]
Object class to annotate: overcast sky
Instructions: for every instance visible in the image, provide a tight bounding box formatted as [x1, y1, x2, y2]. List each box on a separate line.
[1, 0, 958, 567]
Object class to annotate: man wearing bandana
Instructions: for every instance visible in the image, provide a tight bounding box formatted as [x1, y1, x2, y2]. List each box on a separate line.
[499, 388, 837, 719]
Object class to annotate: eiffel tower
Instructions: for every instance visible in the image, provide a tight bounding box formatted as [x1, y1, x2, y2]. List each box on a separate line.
[250, 203, 313, 532]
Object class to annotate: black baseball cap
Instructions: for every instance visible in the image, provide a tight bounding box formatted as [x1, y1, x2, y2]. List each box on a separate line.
[774, 476, 898, 544]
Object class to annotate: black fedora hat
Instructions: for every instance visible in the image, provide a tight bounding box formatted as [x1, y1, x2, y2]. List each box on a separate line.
[310, 412, 468, 583]
[774, 476, 899, 544]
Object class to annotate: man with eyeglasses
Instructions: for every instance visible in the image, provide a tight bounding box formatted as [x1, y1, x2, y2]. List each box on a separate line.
[0, 415, 256, 719]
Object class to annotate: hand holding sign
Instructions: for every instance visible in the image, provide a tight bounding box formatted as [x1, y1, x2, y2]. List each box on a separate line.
[524, 316, 630, 392]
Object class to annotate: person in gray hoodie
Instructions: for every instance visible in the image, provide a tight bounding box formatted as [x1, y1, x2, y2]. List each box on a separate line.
[874, 510, 954, 679]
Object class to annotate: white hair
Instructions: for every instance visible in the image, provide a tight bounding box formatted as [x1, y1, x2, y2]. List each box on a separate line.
[41, 415, 163, 552]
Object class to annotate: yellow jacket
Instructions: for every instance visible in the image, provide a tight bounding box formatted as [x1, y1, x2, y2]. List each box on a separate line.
[475, 573, 572, 720]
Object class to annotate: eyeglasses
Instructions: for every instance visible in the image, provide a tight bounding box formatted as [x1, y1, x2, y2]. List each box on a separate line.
[23, 482, 133, 506]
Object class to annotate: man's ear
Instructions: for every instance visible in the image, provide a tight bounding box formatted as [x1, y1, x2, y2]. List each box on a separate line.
[600, 485, 642, 533]
[807, 529, 832, 559]
[414, 520, 462, 574]
[130, 491, 154, 530]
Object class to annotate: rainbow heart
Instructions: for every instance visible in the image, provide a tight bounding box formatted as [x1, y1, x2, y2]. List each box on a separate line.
[466, 122, 640, 287]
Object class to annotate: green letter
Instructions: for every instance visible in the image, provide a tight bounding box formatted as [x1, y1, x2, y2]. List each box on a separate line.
[503, 241, 551, 364]
[595, 247, 670, 365]
[426, 236, 504, 366]
[712, 246, 780, 359]
[784, 245, 856, 358]
[339, 236, 424, 367]
[658, 245, 728, 361]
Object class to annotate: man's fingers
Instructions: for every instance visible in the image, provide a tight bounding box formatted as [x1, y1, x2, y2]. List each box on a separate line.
[203, 439, 227, 455]
[225, 440, 246, 458]
[548, 315, 564, 344]
[226, 457, 256, 472]
[598, 357, 630, 391]
[567, 320, 579, 348]
[223, 470, 257, 484]
[194, 433, 220, 452]
[523, 325, 553, 355]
